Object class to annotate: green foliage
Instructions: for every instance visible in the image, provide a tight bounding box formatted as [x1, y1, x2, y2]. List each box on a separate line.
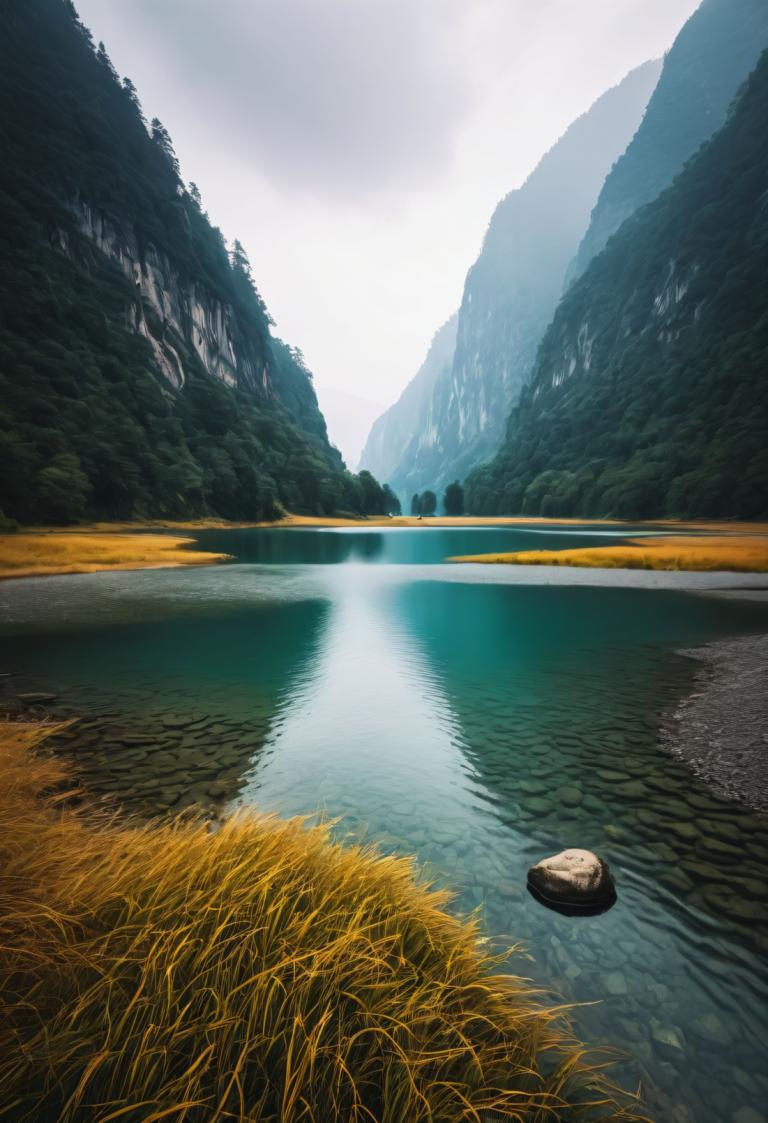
[381, 485, 401, 515]
[410, 493, 421, 516]
[573, 0, 768, 275]
[443, 480, 464, 516]
[419, 490, 437, 517]
[0, 0, 390, 524]
[467, 51, 768, 522]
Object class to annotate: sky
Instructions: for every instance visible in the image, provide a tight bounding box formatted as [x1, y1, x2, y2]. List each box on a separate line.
[75, 0, 700, 465]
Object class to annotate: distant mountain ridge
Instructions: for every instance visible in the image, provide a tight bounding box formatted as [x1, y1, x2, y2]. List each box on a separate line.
[359, 314, 457, 494]
[569, 0, 768, 282]
[361, 60, 662, 501]
[466, 48, 768, 520]
[0, 0, 388, 524]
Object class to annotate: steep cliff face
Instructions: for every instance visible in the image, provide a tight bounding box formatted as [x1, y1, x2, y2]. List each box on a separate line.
[569, 0, 768, 282]
[466, 50, 768, 521]
[0, 0, 377, 523]
[366, 61, 661, 501]
[358, 315, 457, 494]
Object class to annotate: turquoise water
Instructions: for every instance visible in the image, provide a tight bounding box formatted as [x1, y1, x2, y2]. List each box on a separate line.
[2, 524, 767, 1122]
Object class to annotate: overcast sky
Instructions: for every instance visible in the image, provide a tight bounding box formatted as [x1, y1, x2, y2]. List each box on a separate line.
[75, 0, 700, 461]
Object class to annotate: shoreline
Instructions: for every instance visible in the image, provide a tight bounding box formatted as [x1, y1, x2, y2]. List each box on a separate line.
[661, 633, 768, 812]
[2, 517, 768, 581]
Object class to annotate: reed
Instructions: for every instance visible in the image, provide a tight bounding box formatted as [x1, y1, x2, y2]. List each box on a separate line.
[0, 722, 647, 1122]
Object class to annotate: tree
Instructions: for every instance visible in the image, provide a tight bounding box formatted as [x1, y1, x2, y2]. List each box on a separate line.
[443, 480, 464, 515]
[96, 41, 118, 82]
[150, 118, 180, 177]
[410, 493, 421, 516]
[420, 490, 437, 516]
[188, 181, 202, 209]
[35, 454, 91, 523]
[382, 484, 401, 516]
[121, 77, 146, 124]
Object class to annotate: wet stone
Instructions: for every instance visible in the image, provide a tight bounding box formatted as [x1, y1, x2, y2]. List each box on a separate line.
[554, 785, 583, 808]
[651, 1023, 686, 1059]
[689, 1012, 732, 1047]
[605, 972, 629, 996]
[732, 1110, 767, 1123]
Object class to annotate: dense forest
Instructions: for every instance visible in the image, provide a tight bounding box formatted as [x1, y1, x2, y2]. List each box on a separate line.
[0, 0, 392, 524]
[570, 0, 768, 281]
[466, 50, 768, 521]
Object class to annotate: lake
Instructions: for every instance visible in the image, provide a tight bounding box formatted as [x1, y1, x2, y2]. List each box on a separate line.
[2, 523, 767, 1123]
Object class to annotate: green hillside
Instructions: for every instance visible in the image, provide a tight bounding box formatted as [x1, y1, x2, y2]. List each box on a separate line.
[0, 0, 390, 524]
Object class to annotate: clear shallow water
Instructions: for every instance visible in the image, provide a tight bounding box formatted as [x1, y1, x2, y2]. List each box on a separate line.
[2, 525, 768, 1123]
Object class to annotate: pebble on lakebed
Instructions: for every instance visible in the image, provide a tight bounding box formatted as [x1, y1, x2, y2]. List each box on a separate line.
[527, 848, 616, 912]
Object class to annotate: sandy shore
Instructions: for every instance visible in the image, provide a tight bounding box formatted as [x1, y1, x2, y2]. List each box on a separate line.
[662, 634, 768, 811]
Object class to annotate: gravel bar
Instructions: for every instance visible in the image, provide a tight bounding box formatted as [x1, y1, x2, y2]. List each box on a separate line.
[662, 633, 768, 812]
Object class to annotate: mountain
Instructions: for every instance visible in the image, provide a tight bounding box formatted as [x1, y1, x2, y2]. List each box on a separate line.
[362, 61, 661, 503]
[0, 0, 389, 525]
[358, 314, 457, 494]
[569, 0, 768, 282]
[466, 49, 768, 521]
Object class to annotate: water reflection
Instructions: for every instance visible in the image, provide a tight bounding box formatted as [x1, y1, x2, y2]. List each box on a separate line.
[237, 568, 471, 834]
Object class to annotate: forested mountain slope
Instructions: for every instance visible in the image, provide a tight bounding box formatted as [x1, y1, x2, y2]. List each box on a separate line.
[569, 0, 768, 282]
[363, 61, 661, 502]
[466, 51, 768, 521]
[0, 0, 386, 524]
[358, 314, 457, 495]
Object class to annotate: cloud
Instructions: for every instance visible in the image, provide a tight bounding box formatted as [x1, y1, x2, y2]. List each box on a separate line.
[101, 0, 478, 199]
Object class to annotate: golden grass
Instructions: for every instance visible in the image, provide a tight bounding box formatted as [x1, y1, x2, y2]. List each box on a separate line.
[449, 535, 768, 573]
[0, 722, 648, 1122]
[0, 532, 230, 580]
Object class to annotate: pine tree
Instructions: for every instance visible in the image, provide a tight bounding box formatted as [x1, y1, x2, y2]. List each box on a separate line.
[150, 118, 180, 177]
[96, 42, 119, 82]
[122, 78, 146, 124]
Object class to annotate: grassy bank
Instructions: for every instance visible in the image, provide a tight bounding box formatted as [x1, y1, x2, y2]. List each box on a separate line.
[450, 534, 768, 573]
[0, 721, 646, 1122]
[0, 531, 229, 579]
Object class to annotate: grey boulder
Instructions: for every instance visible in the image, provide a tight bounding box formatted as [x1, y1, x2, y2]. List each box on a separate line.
[527, 848, 614, 906]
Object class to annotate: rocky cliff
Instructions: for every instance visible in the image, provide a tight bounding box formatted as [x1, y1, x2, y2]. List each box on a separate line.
[466, 49, 768, 520]
[363, 61, 661, 501]
[569, 0, 768, 282]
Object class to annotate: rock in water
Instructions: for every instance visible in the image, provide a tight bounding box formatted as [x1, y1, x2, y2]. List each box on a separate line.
[527, 848, 614, 906]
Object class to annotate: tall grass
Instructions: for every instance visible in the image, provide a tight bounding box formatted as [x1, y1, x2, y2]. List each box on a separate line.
[450, 534, 768, 572]
[0, 723, 647, 1122]
[0, 532, 228, 579]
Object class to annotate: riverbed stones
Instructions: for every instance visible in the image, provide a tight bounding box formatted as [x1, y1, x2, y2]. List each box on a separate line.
[527, 848, 614, 906]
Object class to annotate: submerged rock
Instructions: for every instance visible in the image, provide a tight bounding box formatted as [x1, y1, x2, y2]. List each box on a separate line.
[527, 848, 615, 907]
